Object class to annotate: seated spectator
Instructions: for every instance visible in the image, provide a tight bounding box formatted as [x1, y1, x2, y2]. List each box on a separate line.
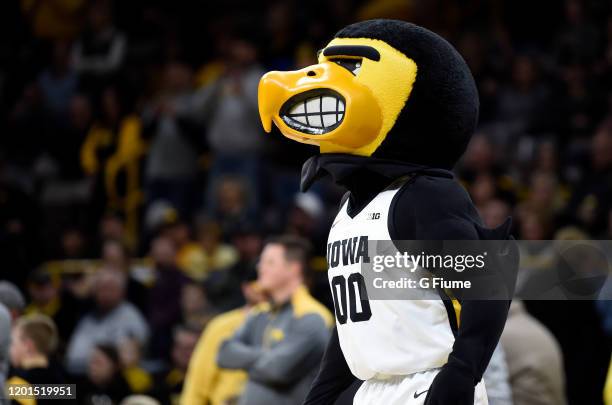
[285, 192, 327, 254]
[8, 314, 65, 404]
[500, 300, 567, 405]
[0, 281, 26, 321]
[117, 337, 152, 395]
[78, 344, 131, 405]
[57, 226, 89, 260]
[101, 239, 148, 312]
[167, 220, 200, 276]
[65, 268, 149, 375]
[565, 117, 612, 235]
[175, 218, 238, 281]
[98, 212, 127, 250]
[212, 176, 254, 237]
[147, 236, 189, 359]
[25, 268, 84, 344]
[182, 278, 265, 405]
[40, 93, 93, 184]
[204, 224, 263, 311]
[480, 198, 512, 229]
[495, 55, 550, 136]
[152, 324, 200, 405]
[180, 282, 216, 330]
[195, 220, 238, 277]
[217, 235, 333, 405]
[517, 171, 567, 223]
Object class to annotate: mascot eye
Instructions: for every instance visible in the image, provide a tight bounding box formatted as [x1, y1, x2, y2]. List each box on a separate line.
[332, 58, 362, 75]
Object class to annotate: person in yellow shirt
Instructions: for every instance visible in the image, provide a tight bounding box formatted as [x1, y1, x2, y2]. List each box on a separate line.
[181, 277, 264, 405]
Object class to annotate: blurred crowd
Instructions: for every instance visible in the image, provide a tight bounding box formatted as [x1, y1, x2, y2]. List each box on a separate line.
[0, 0, 612, 404]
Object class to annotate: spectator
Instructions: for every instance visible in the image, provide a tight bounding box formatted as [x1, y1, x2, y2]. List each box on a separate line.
[554, 0, 603, 66]
[558, 63, 604, 140]
[100, 239, 148, 312]
[117, 337, 152, 395]
[565, 117, 612, 235]
[182, 279, 266, 405]
[500, 300, 567, 405]
[285, 192, 327, 252]
[152, 324, 200, 405]
[98, 212, 126, 247]
[180, 282, 215, 330]
[25, 268, 83, 343]
[173, 34, 266, 215]
[39, 41, 79, 119]
[205, 224, 263, 311]
[495, 55, 550, 138]
[517, 171, 567, 222]
[65, 268, 149, 375]
[480, 198, 512, 229]
[0, 281, 26, 321]
[147, 236, 189, 359]
[142, 62, 200, 220]
[71, 0, 126, 94]
[211, 176, 253, 236]
[78, 344, 131, 405]
[43, 93, 93, 182]
[7, 314, 65, 401]
[217, 235, 333, 405]
[175, 219, 238, 281]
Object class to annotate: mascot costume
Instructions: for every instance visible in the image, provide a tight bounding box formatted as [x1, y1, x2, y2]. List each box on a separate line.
[258, 19, 517, 405]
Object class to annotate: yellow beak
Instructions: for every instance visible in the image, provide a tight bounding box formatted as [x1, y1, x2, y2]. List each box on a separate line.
[257, 62, 383, 154]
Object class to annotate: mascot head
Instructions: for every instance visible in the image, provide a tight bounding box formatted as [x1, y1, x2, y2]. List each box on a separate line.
[258, 19, 479, 169]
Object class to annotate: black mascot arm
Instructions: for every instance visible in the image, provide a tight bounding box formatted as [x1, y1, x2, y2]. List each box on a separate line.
[391, 190, 511, 405]
[425, 298, 509, 405]
[303, 328, 355, 405]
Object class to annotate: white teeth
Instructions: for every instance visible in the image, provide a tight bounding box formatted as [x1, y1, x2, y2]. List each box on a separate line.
[289, 103, 305, 115]
[310, 113, 323, 127]
[286, 94, 346, 129]
[293, 115, 308, 125]
[322, 96, 336, 111]
[322, 114, 337, 127]
[305, 98, 320, 114]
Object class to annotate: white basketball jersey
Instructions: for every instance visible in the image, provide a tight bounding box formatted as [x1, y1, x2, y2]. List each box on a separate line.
[327, 182, 456, 380]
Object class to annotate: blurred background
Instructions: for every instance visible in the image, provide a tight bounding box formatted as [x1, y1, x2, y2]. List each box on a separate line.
[0, 0, 611, 404]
